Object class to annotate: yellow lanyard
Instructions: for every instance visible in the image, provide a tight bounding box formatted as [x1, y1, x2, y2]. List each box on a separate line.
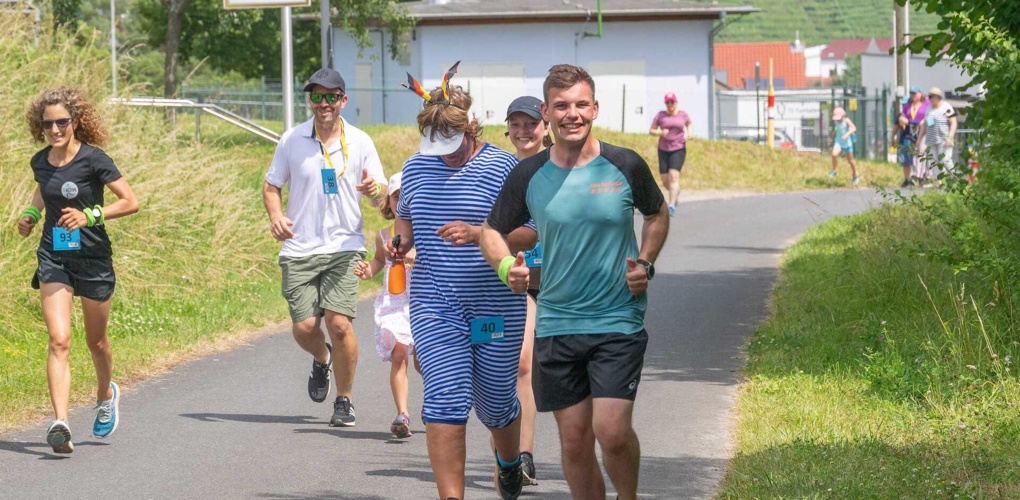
[315, 119, 349, 178]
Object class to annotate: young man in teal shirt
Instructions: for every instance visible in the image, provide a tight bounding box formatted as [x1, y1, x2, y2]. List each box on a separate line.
[481, 64, 670, 500]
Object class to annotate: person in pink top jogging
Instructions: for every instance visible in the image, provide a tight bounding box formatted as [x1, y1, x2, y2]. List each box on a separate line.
[649, 92, 691, 217]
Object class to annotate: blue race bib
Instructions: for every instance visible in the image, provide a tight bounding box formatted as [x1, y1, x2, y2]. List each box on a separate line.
[470, 316, 505, 345]
[53, 227, 80, 251]
[524, 242, 542, 268]
[321, 169, 338, 194]
[926, 116, 936, 127]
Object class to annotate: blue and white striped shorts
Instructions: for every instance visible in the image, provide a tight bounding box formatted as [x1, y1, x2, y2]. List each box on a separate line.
[412, 308, 525, 428]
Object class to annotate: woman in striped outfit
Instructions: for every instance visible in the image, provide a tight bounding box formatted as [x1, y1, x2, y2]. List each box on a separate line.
[392, 77, 537, 500]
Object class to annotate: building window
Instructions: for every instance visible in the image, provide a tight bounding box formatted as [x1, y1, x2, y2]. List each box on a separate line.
[397, 31, 411, 66]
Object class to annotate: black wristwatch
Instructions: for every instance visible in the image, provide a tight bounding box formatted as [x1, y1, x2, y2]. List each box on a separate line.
[636, 259, 655, 280]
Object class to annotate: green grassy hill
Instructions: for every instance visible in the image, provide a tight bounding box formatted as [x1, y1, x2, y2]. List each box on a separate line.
[704, 0, 942, 47]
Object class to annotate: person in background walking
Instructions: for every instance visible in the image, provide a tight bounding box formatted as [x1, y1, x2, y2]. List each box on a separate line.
[915, 87, 958, 187]
[828, 106, 860, 186]
[19, 86, 140, 453]
[649, 92, 690, 217]
[893, 85, 930, 187]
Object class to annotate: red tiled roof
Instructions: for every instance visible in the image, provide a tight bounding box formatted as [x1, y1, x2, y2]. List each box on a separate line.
[715, 42, 807, 89]
[822, 38, 895, 60]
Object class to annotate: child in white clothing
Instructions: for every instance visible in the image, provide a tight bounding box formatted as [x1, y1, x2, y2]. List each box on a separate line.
[355, 172, 419, 438]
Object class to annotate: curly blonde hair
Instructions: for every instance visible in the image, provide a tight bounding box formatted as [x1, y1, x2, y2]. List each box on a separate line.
[26, 86, 108, 146]
[416, 85, 483, 143]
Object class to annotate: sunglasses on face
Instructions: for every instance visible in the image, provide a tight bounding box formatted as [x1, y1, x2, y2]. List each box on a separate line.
[309, 93, 342, 104]
[41, 116, 74, 130]
[665, 100, 677, 104]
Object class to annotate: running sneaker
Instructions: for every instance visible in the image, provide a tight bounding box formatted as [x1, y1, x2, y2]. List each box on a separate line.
[493, 448, 524, 500]
[852, 175, 860, 186]
[390, 412, 411, 438]
[308, 343, 332, 403]
[668, 205, 676, 217]
[827, 170, 838, 178]
[330, 396, 356, 427]
[46, 419, 73, 454]
[520, 451, 538, 486]
[900, 178, 912, 188]
[93, 381, 120, 438]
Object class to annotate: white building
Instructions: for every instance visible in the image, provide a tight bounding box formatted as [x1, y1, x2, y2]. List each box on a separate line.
[861, 50, 981, 109]
[329, 0, 756, 136]
[804, 45, 825, 79]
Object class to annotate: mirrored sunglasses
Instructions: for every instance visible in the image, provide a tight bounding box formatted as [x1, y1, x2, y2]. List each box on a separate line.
[309, 93, 342, 104]
[41, 116, 74, 129]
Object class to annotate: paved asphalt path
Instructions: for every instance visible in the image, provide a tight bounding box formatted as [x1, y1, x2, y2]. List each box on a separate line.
[0, 189, 882, 499]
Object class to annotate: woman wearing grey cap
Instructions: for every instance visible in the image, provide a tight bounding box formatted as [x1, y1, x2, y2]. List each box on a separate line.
[503, 94, 550, 487]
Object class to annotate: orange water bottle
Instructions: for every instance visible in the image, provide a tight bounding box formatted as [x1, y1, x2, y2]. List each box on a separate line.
[388, 234, 406, 294]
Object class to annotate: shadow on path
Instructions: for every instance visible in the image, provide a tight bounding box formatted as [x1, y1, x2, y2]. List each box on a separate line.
[179, 413, 320, 425]
[0, 439, 109, 459]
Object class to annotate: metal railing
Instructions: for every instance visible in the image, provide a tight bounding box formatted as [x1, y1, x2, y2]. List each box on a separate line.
[108, 97, 281, 144]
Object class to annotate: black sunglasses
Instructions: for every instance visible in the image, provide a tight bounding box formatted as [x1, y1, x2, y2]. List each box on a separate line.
[309, 93, 342, 104]
[41, 116, 74, 129]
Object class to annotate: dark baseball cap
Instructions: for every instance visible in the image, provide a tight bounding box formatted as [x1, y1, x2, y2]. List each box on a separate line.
[303, 68, 346, 93]
[505, 96, 542, 121]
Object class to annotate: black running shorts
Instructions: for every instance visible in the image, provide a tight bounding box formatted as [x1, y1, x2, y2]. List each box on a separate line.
[657, 148, 687, 174]
[532, 329, 648, 412]
[32, 248, 116, 302]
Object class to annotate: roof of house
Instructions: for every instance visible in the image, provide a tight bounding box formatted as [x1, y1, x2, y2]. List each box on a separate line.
[715, 42, 807, 89]
[822, 38, 895, 60]
[403, 0, 758, 25]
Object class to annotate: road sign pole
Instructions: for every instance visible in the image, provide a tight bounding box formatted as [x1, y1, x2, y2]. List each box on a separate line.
[767, 58, 775, 149]
[282, 6, 294, 130]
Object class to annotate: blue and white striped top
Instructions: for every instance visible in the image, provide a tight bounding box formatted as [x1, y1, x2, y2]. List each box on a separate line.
[395, 144, 528, 321]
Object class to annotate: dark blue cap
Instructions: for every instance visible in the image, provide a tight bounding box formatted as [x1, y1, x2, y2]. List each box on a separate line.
[506, 96, 542, 121]
[304, 68, 346, 94]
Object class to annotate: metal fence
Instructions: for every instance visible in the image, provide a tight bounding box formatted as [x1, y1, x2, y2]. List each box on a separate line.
[180, 79, 309, 124]
[715, 86, 892, 160]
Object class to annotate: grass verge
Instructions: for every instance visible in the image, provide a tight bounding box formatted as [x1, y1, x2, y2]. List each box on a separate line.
[720, 200, 1020, 498]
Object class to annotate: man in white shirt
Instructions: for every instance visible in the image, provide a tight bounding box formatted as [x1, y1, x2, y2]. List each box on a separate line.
[263, 68, 386, 427]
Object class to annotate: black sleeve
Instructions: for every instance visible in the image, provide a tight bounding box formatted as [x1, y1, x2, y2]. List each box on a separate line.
[30, 149, 47, 184]
[91, 147, 123, 185]
[487, 151, 545, 234]
[601, 142, 665, 216]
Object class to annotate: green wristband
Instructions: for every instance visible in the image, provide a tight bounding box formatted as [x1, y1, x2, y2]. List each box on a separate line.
[497, 255, 516, 286]
[21, 206, 42, 224]
[84, 206, 96, 227]
[373, 181, 384, 198]
[94, 205, 105, 226]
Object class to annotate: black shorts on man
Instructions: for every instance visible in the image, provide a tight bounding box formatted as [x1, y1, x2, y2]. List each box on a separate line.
[532, 330, 648, 412]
